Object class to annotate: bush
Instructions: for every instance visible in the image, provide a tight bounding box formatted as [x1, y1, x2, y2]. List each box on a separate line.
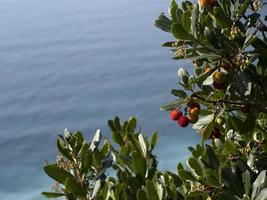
[43, 0, 267, 199]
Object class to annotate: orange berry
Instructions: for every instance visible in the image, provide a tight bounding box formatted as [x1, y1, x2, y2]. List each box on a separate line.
[203, 65, 212, 73]
[188, 114, 199, 124]
[213, 71, 226, 84]
[189, 107, 200, 115]
[199, 0, 216, 7]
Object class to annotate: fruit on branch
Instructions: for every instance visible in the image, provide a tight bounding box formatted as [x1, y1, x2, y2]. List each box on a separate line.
[212, 82, 226, 90]
[170, 109, 183, 121]
[189, 107, 200, 116]
[188, 102, 200, 113]
[241, 104, 251, 113]
[213, 71, 226, 84]
[187, 102, 200, 124]
[198, 0, 216, 7]
[221, 63, 232, 71]
[216, 117, 225, 125]
[188, 113, 199, 124]
[203, 65, 212, 73]
[212, 72, 227, 90]
[212, 127, 221, 138]
[177, 115, 190, 127]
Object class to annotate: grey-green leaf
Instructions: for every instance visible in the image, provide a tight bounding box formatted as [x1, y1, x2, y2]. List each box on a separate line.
[132, 151, 147, 177]
[65, 178, 86, 197]
[42, 192, 64, 198]
[172, 23, 193, 41]
[43, 164, 74, 184]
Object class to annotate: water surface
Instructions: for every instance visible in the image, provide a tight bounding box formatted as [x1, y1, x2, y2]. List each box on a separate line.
[0, 0, 199, 199]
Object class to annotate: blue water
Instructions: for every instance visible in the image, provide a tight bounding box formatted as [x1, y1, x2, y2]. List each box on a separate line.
[0, 0, 199, 199]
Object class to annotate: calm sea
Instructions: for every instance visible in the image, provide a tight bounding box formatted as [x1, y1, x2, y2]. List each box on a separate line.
[0, 0, 199, 199]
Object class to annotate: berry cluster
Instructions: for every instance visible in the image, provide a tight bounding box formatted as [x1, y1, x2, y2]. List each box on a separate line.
[170, 102, 200, 128]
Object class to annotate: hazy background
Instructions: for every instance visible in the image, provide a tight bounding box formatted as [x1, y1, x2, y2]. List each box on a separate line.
[0, 0, 199, 199]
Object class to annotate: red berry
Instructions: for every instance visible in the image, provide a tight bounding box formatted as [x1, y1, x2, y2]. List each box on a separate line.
[177, 116, 190, 127]
[212, 128, 221, 138]
[213, 82, 225, 90]
[241, 105, 251, 113]
[170, 109, 182, 121]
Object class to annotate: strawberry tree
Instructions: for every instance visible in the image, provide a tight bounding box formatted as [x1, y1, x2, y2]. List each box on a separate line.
[43, 0, 267, 199]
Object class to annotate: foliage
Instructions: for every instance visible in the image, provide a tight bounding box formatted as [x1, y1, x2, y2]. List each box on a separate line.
[43, 0, 267, 199]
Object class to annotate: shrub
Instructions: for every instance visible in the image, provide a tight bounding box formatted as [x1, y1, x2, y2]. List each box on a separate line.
[43, 0, 267, 199]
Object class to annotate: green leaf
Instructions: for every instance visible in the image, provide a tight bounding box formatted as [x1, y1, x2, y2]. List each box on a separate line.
[127, 117, 137, 134]
[188, 191, 207, 197]
[183, 10, 191, 33]
[178, 169, 197, 181]
[151, 132, 158, 150]
[252, 170, 267, 199]
[220, 0, 231, 17]
[41, 192, 64, 198]
[222, 140, 236, 156]
[112, 131, 124, 146]
[209, 7, 231, 28]
[222, 168, 243, 197]
[176, 8, 184, 25]
[162, 41, 175, 47]
[132, 151, 147, 177]
[155, 13, 172, 32]
[74, 131, 84, 146]
[65, 178, 86, 197]
[57, 138, 73, 161]
[80, 143, 91, 173]
[171, 89, 187, 98]
[108, 119, 116, 132]
[146, 180, 160, 200]
[202, 122, 214, 140]
[182, 1, 193, 11]
[171, 23, 193, 41]
[170, 0, 178, 22]
[43, 164, 74, 184]
[192, 114, 214, 130]
[255, 188, 267, 200]
[207, 175, 221, 187]
[187, 52, 221, 60]
[206, 145, 219, 169]
[191, 4, 199, 38]
[178, 67, 189, 86]
[137, 189, 148, 200]
[239, 0, 250, 17]
[90, 129, 102, 151]
[100, 182, 110, 199]
[242, 171, 251, 196]
[192, 67, 216, 84]
[114, 116, 122, 131]
[188, 157, 203, 176]
[138, 134, 147, 158]
[240, 113, 256, 134]
[92, 179, 101, 199]
[218, 191, 238, 200]
[160, 99, 184, 111]
[167, 171, 183, 186]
